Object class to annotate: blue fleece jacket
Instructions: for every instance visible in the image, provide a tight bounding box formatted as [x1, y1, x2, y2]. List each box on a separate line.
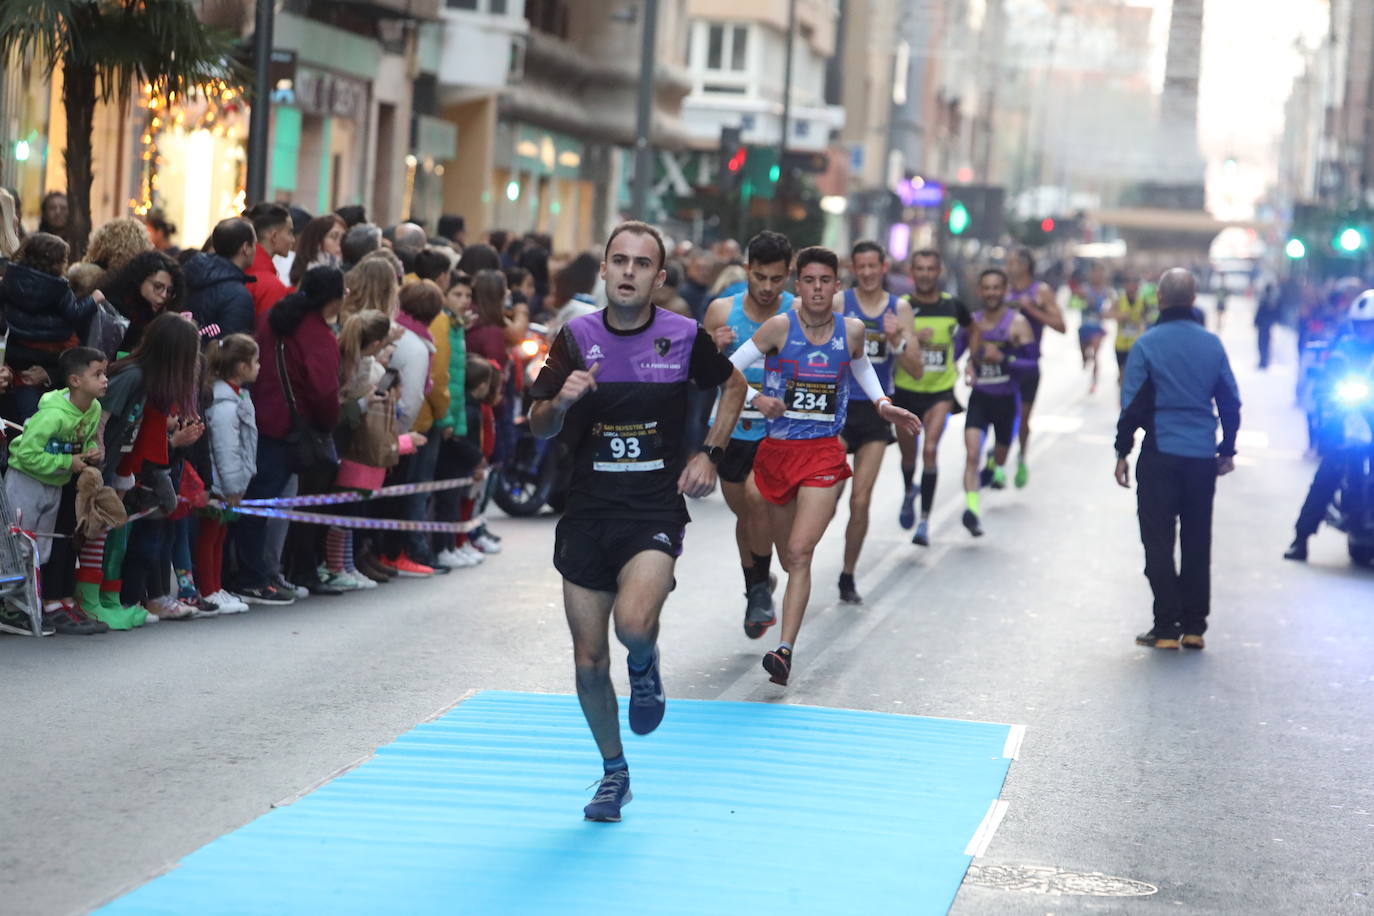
[1116, 308, 1241, 459]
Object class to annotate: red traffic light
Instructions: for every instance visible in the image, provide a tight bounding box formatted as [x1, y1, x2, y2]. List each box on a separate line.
[728, 148, 748, 173]
[1040, 217, 1055, 233]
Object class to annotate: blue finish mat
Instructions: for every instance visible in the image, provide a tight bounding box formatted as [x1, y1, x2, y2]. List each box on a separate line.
[101, 691, 1017, 915]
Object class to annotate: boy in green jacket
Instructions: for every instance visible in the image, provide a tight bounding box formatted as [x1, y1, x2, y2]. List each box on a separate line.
[4, 346, 108, 635]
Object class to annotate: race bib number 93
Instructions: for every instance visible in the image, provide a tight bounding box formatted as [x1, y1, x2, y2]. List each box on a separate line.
[592, 421, 665, 472]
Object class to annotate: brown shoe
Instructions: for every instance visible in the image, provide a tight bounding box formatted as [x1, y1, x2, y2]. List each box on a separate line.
[1135, 630, 1181, 650]
[1181, 634, 1206, 650]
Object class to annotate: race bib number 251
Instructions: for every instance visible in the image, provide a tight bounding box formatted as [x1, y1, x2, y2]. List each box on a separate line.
[592, 421, 665, 472]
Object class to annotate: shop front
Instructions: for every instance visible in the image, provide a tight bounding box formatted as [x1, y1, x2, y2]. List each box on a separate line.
[493, 122, 595, 252]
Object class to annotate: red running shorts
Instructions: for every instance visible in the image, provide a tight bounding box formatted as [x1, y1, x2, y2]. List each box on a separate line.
[751, 436, 853, 506]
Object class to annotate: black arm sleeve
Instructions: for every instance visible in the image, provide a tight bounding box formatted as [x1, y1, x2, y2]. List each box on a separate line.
[1115, 376, 1156, 458]
[688, 325, 735, 390]
[954, 299, 973, 327]
[528, 328, 579, 401]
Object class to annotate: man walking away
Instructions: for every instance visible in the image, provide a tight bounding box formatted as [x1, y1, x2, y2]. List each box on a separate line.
[1114, 269, 1241, 651]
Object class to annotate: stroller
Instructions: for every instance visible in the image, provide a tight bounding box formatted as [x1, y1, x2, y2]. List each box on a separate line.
[0, 440, 44, 636]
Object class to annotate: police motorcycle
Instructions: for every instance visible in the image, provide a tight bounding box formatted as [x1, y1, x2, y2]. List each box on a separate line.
[493, 323, 572, 517]
[1324, 368, 1374, 566]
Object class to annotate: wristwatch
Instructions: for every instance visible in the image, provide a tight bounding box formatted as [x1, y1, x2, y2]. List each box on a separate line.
[699, 444, 724, 465]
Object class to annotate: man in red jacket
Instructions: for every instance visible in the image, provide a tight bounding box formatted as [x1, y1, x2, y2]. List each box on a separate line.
[247, 202, 295, 316]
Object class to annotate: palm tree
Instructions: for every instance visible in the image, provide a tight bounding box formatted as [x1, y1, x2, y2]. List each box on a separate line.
[0, 0, 243, 257]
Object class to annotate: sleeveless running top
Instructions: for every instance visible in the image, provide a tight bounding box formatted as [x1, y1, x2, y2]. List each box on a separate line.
[1008, 281, 1049, 350]
[712, 292, 789, 441]
[895, 292, 966, 394]
[1081, 285, 1112, 331]
[842, 288, 898, 400]
[763, 310, 851, 440]
[1114, 292, 1153, 352]
[971, 308, 1020, 397]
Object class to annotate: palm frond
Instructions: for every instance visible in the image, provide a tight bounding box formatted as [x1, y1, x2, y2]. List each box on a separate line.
[0, 0, 80, 75]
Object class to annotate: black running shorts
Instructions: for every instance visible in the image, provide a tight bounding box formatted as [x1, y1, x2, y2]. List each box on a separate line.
[554, 516, 684, 593]
[965, 389, 1020, 447]
[1017, 369, 1041, 405]
[893, 387, 961, 420]
[841, 398, 896, 453]
[718, 437, 762, 485]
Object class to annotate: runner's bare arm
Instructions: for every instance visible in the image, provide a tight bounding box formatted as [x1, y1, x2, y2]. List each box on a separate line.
[845, 316, 868, 358]
[703, 297, 735, 350]
[831, 290, 847, 313]
[892, 299, 925, 379]
[1024, 284, 1067, 333]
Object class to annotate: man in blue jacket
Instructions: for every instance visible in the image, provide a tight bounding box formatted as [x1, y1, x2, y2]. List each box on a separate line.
[1114, 268, 1241, 651]
[183, 218, 257, 338]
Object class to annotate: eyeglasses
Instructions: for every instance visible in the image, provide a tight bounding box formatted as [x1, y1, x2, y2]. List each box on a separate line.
[147, 281, 170, 294]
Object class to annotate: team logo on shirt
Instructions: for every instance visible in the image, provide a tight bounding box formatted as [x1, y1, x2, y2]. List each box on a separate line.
[806, 350, 829, 367]
[653, 532, 673, 546]
[654, 337, 672, 357]
[585, 343, 605, 361]
[831, 336, 846, 351]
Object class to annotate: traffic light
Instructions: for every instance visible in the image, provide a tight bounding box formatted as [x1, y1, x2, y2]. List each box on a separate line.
[1337, 226, 1366, 253]
[1284, 238, 1307, 260]
[718, 125, 745, 191]
[948, 200, 970, 235]
[1040, 217, 1055, 233]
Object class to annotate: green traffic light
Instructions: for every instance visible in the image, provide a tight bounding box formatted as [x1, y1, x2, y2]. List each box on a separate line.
[768, 164, 780, 183]
[949, 201, 970, 236]
[1338, 227, 1365, 253]
[1284, 238, 1306, 260]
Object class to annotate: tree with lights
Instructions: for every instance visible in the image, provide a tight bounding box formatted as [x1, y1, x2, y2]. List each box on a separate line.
[0, 0, 242, 256]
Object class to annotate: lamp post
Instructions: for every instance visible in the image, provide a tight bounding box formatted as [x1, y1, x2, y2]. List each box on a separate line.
[245, 0, 275, 205]
[630, 0, 660, 221]
[772, 0, 798, 226]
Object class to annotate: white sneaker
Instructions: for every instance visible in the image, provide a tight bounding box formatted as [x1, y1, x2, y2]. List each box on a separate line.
[211, 590, 250, 614]
[318, 566, 366, 591]
[459, 543, 486, 564]
[345, 568, 379, 589]
[474, 533, 502, 554]
[436, 548, 472, 569]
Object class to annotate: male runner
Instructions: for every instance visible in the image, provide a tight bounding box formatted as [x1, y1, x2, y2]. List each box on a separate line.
[962, 269, 1039, 536]
[702, 230, 795, 636]
[1005, 248, 1066, 487]
[1108, 272, 1156, 386]
[727, 246, 921, 685]
[1078, 262, 1113, 394]
[529, 221, 745, 823]
[832, 240, 904, 603]
[892, 248, 972, 546]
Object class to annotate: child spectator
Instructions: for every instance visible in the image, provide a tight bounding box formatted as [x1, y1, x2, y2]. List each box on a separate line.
[198, 334, 258, 614]
[0, 232, 98, 424]
[432, 273, 472, 568]
[5, 346, 108, 634]
[95, 313, 204, 625]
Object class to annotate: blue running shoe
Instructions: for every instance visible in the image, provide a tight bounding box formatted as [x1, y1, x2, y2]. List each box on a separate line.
[899, 485, 918, 529]
[584, 770, 632, 822]
[912, 519, 930, 547]
[627, 647, 665, 735]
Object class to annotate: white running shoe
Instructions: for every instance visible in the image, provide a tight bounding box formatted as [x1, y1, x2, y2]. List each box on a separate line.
[459, 543, 486, 564]
[345, 568, 379, 589]
[474, 533, 502, 554]
[318, 566, 366, 591]
[436, 548, 473, 569]
[211, 590, 250, 614]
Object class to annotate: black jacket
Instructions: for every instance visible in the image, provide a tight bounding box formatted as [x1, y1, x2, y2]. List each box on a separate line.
[0, 262, 96, 370]
[183, 253, 255, 338]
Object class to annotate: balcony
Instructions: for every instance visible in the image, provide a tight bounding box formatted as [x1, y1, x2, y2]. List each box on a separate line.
[437, 1, 529, 96]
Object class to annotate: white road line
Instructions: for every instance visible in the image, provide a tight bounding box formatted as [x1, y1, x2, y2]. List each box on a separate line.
[1002, 723, 1026, 760]
[964, 799, 1010, 857]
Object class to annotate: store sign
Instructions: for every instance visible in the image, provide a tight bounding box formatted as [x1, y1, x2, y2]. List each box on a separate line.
[296, 68, 368, 120]
[513, 125, 583, 180]
[413, 114, 457, 161]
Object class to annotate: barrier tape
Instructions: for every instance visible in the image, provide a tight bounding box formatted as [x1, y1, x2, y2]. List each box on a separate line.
[227, 505, 486, 533]
[238, 476, 475, 509]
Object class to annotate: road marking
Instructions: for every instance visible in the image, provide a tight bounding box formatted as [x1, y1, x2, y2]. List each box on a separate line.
[965, 799, 1010, 857]
[1002, 723, 1026, 760]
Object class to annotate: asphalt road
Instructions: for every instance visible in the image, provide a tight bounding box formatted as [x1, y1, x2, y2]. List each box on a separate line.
[2, 295, 1371, 915]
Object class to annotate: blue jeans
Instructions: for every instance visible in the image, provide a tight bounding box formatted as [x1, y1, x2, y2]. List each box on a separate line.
[404, 434, 442, 561]
[231, 436, 292, 589]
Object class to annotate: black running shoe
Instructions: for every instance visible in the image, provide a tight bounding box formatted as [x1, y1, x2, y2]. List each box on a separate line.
[838, 574, 861, 604]
[43, 606, 105, 636]
[583, 770, 632, 822]
[962, 509, 984, 537]
[1135, 630, 1181, 650]
[979, 465, 994, 488]
[743, 583, 776, 639]
[0, 605, 51, 636]
[627, 647, 665, 735]
[763, 646, 792, 685]
[1283, 539, 1308, 561]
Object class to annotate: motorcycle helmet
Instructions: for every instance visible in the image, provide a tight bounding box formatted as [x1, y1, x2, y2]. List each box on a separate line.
[1350, 289, 1374, 323]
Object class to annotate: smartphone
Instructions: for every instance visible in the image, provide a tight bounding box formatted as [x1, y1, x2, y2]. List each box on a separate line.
[375, 368, 399, 396]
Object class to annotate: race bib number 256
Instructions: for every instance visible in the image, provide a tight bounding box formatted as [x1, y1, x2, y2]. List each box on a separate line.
[592, 421, 665, 472]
